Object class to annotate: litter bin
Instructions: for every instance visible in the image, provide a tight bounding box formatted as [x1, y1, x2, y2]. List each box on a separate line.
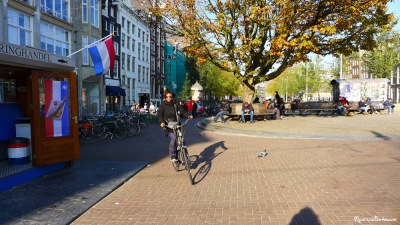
[8, 137, 30, 165]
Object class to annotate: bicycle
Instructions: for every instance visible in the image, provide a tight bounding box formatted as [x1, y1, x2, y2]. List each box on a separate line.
[78, 123, 86, 145]
[96, 115, 128, 139]
[165, 119, 193, 185]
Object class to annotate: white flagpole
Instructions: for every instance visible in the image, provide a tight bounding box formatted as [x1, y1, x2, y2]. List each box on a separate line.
[67, 33, 113, 58]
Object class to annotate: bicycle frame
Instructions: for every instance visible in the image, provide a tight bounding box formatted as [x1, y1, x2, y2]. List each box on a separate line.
[165, 119, 193, 185]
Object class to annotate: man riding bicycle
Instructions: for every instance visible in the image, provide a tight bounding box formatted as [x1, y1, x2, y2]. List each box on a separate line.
[158, 91, 193, 163]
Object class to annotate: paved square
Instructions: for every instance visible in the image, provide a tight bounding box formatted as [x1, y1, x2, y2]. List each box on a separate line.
[73, 115, 400, 225]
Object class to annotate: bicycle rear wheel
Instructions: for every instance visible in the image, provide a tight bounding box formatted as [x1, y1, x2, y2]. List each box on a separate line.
[79, 129, 86, 145]
[181, 146, 193, 185]
[114, 121, 128, 139]
[94, 124, 108, 139]
[126, 123, 139, 137]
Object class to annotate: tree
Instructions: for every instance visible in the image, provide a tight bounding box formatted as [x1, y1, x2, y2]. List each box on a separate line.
[198, 62, 241, 98]
[266, 58, 330, 100]
[363, 29, 400, 78]
[154, 0, 394, 101]
[178, 74, 193, 100]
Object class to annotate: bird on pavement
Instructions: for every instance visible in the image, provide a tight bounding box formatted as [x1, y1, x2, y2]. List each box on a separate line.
[258, 149, 268, 158]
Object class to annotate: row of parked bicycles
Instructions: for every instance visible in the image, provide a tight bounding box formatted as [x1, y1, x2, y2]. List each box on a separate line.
[78, 111, 158, 144]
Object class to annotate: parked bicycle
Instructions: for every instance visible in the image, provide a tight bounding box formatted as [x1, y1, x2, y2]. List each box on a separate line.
[96, 115, 128, 139]
[165, 119, 193, 185]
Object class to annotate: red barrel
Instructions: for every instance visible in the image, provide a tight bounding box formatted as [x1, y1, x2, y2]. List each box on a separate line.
[8, 137, 30, 165]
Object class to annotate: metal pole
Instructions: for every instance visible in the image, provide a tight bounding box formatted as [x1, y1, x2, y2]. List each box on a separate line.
[305, 63, 308, 102]
[340, 54, 343, 79]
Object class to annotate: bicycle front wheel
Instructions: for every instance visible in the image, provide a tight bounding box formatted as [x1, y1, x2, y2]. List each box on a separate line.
[181, 146, 193, 185]
[114, 121, 128, 139]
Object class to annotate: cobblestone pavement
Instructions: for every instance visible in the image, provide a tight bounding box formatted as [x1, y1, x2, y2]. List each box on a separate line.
[72, 112, 400, 225]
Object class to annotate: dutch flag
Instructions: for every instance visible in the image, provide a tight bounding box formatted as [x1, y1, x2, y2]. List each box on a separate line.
[88, 37, 116, 76]
[44, 80, 70, 137]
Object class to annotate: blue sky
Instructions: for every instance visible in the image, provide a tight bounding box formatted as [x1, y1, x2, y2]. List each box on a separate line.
[387, 1, 400, 31]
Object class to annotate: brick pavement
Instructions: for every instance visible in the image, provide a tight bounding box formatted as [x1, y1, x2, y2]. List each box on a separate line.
[72, 113, 400, 225]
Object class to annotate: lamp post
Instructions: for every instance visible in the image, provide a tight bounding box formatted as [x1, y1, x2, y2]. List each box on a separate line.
[163, 85, 167, 100]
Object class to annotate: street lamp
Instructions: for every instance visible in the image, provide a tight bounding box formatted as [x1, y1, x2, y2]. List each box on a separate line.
[163, 85, 167, 100]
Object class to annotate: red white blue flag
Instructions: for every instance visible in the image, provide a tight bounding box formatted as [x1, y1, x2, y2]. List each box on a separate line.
[88, 37, 115, 76]
[44, 80, 70, 137]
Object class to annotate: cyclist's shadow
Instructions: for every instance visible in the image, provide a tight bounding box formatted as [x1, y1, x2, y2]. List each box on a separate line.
[190, 141, 228, 184]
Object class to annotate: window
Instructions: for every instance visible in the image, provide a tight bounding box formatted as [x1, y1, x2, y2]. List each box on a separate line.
[121, 33, 125, 48]
[121, 17, 125, 29]
[7, 9, 32, 46]
[121, 53, 125, 69]
[142, 31, 145, 42]
[127, 21, 131, 34]
[146, 46, 149, 62]
[110, 23, 114, 34]
[82, 36, 89, 65]
[127, 37, 130, 50]
[104, 21, 108, 31]
[127, 54, 131, 71]
[90, 0, 99, 27]
[146, 68, 149, 83]
[138, 43, 141, 60]
[114, 41, 119, 55]
[40, 21, 69, 56]
[138, 28, 141, 38]
[138, 66, 141, 82]
[132, 39, 135, 52]
[132, 24, 135, 35]
[110, 6, 114, 17]
[142, 44, 145, 60]
[113, 60, 119, 78]
[40, 0, 68, 21]
[132, 57, 135, 72]
[82, 0, 88, 23]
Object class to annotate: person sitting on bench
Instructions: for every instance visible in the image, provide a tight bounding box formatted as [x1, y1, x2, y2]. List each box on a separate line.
[241, 101, 254, 123]
[264, 99, 282, 120]
[358, 98, 369, 114]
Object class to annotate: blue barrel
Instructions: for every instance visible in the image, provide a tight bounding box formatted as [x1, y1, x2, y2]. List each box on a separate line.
[8, 137, 30, 165]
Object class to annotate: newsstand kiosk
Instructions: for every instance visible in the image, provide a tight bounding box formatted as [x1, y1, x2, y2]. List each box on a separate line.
[0, 42, 79, 191]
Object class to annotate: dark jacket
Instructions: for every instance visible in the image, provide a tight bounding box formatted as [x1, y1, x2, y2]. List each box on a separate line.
[158, 100, 190, 124]
[358, 100, 367, 108]
[242, 103, 254, 113]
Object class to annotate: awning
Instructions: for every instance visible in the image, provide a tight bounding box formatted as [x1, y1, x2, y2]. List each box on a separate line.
[106, 86, 126, 96]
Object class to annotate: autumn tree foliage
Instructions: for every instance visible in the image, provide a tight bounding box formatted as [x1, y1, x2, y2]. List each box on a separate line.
[155, 0, 394, 101]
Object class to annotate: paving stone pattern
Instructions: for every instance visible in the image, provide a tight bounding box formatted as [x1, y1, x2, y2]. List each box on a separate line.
[73, 113, 400, 225]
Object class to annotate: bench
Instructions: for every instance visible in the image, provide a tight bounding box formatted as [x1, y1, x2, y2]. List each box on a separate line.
[345, 102, 387, 115]
[288, 102, 338, 116]
[226, 103, 275, 121]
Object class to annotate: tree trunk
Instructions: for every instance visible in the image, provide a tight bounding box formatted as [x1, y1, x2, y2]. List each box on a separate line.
[242, 85, 255, 102]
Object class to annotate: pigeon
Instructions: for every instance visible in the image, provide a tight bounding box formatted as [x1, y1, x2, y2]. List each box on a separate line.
[258, 150, 268, 158]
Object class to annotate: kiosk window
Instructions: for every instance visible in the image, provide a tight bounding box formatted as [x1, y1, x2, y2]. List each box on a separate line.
[0, 79, 16, 102]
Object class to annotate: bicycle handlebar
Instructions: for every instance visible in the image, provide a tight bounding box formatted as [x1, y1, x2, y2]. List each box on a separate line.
[164, 118, 191, 130]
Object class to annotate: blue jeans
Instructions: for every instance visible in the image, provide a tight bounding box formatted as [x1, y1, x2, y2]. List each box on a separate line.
[214, 111, 228, 122]
[337, 106, 345, 115]
[359, 107, 368, 113]
[242, 111, 253, 122]
[168, 132, 177, 159]
[385, 106, 394, 113]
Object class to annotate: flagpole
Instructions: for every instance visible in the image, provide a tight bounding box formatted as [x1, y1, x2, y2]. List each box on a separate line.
[67, 33, 114, 58]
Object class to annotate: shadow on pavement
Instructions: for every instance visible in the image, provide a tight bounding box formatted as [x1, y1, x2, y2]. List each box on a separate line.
[370, 131, 392, 140]
[191, 141, 228, 185]
[289, 206, 322, 225]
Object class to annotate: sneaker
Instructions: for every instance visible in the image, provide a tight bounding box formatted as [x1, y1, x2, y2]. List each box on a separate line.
[213, 120, 217, 123]
[250, 121, 254, 123]
[171, 159, 178, 163]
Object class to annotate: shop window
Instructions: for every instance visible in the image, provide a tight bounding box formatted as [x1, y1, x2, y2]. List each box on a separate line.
[0, 79, 16, 103]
